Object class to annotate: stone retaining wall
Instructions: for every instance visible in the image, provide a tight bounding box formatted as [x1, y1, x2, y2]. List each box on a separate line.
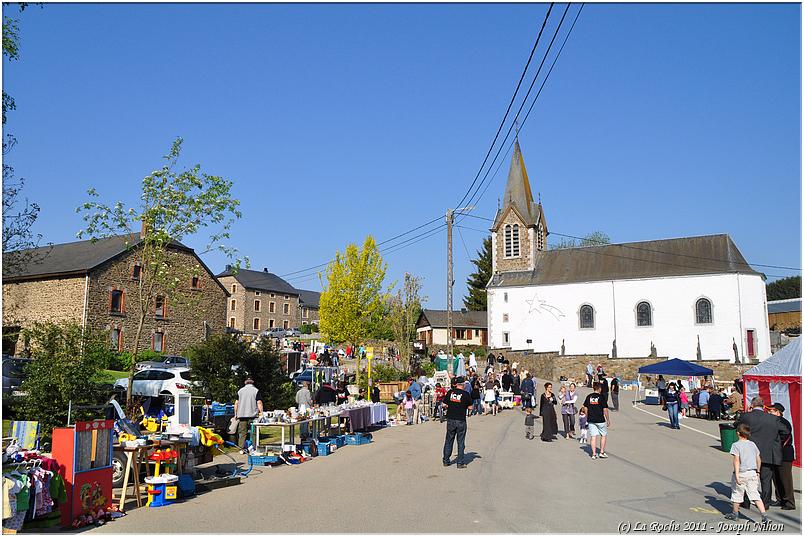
[491, 348, 752, 383]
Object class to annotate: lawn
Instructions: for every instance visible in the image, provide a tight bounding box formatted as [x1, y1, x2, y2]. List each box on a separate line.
[96, 369, 129, 383]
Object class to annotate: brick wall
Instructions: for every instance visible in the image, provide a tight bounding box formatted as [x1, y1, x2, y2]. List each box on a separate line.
[491, 348, 751, 383]
[86, 247, 227, 354]
[2, 276, 86, 328]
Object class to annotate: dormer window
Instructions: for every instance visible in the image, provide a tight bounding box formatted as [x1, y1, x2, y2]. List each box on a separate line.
[504, 224, 520, 258]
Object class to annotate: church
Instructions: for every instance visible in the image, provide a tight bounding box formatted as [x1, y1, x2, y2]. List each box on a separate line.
[486, 141, 770, 363]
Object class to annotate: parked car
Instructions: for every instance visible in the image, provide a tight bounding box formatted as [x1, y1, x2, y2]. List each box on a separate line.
[262, 327, 287, 339]
[291, 368, 312, 388]
[2, 356, 31, 408]
[285, 328, 301, 337]
[113, 367, 195, 398]
[135, 354, 190, 371]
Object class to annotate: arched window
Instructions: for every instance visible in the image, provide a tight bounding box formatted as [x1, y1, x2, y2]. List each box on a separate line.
[696, 298, 713, 324]
[504, 224, 520, 258]
[636, 301, 652, 327]
[579, 304, 595, 329]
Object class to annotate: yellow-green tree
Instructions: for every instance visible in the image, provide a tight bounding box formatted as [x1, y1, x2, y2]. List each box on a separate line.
[319, 236, 389, 386]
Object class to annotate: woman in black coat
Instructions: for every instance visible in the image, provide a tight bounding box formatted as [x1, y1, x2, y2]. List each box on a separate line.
[540, 382, 558, 441]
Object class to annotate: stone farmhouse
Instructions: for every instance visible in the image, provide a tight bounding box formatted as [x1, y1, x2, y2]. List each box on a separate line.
[2, 233, 228, 355]
[216, 267, 302, 336]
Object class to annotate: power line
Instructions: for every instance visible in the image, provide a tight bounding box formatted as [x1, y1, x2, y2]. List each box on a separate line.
[455, 213, 801, 273]
[453, 3, 555, 212]
[458, 3, 582, 221]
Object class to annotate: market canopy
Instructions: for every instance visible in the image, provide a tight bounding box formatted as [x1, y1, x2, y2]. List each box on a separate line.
[744, 337, 801, 379]
[637, 358, 713, 377]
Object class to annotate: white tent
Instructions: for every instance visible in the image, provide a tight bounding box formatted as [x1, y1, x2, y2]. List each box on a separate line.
[743, 337, 801, 467]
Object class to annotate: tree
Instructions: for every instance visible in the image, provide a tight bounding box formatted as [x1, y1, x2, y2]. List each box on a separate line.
[18, 322, 114, 442]
[464, 236, 491, 311]
[766, 276, 801, 301]
[187, 334, 294, 410]
[318, 236, 390, 387]
[76, 138, 244, 403]
[388, 272, 426, 372]
[550, 231, 611, 250]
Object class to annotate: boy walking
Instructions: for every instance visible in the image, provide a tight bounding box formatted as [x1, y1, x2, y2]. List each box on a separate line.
[524, 407, 536, 439]
[726, 423, 768, 522]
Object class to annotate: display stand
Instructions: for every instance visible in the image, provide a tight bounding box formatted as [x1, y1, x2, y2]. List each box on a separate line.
[52, 420, 114, 527]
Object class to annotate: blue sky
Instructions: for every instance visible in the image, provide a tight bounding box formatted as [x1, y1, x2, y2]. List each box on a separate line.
[3, 3, 800, 308]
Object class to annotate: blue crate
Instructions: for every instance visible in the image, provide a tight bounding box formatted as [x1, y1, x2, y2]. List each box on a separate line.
[316, 440, 337, 456]
[248, 453, 280, 466]
[334, 435, 347, 448]
[344, 433, 372, 445]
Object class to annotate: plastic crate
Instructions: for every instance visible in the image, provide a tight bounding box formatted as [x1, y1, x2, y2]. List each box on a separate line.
[344, 433, 372, 445]
[248, 453, 280, 466]
[317, 441, 337, 456]
[334, 435, 347, 448]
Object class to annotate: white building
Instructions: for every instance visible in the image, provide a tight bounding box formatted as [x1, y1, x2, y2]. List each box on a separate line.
[486, 141, 770, 363]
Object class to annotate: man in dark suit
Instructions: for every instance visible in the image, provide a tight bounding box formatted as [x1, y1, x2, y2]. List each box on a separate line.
[768, 403, 796, 510]
[738, 396, 787, 508]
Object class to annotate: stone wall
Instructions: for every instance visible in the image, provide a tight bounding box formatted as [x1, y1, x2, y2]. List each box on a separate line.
[493, 209, 531, 273]
[218, 275, 300, 335]
[2, 276, 86, 328]
[491, 348, 752, 383]
[86, 247, 227, 354]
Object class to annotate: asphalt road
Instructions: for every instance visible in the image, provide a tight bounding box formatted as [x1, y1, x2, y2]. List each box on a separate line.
[93, 385, 802, 534]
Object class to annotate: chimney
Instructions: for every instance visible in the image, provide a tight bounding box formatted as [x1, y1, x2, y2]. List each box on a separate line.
[460, 308, 467, 314]
[225, 264, 232, 272]
[140, 220, 148, 239]
[263, 267, 269, 273]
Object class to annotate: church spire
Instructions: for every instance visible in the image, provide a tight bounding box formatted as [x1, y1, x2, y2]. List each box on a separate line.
[502, 140, 534, 218]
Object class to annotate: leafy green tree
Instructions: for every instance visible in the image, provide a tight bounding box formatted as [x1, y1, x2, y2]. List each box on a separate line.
[76, 138, 245, 402]
[464, 236, 491, 311]
[388, 272, 426, 372]
[550, 231, 611, 250]
[18, 322, 114, 442]
[319, 236, 390, 387]
[187, 335, 294, 409]
[766, 276, 801, 301]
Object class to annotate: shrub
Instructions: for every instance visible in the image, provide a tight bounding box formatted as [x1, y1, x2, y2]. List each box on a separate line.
[300, 324, 315, 335]
[18, 322, 113, 442]
[186, 334, 295, 409]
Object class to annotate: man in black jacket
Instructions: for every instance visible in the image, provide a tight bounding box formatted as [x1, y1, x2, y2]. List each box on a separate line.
[738, 397, 787, 508]
[442, 377, 473, 468]
[768, 403, 796, 510]
[501, 369, 513, 392]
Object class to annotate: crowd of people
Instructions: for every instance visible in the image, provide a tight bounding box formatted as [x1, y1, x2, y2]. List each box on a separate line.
[651, 375, 746, 428]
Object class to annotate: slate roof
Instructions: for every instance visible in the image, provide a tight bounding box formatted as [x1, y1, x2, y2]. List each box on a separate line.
[297, 289, 321, 309]
[491, 141, 547, 232]
[487, 234, 762, 288]
[217, 268, 299, 296]
[4, 233, 228, 293]
[418, 309, 487, 329]
[768, 299, 801, 314]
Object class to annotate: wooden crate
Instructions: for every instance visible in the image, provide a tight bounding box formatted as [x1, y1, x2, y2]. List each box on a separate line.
[378, 382, 406, 402]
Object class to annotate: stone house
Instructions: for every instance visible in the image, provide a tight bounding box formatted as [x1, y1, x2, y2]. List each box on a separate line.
[216, 268, 300, 336]
[297, 289, 320, 327]
[2, 234, 228, 355]
[416, 309, 488, 346]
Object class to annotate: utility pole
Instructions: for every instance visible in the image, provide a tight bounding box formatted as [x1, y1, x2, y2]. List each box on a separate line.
[446, 209, 454, 361]
[446, 205, 474, 366]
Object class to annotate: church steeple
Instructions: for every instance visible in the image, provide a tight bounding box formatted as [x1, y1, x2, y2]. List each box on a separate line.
[490, 139, 549, 274]
[502, 140, 535, 220]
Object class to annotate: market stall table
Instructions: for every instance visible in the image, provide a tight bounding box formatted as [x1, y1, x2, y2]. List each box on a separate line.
[341, 403, 388, 433]
[250, 416, 338, 449]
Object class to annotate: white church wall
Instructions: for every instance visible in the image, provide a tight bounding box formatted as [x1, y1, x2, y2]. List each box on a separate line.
[488, 273, 771, 362]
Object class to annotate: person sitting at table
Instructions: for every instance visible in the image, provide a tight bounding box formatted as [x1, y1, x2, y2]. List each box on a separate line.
[698, 387, 710, 418]
[707, 389, 723, 420]
[725, 390, 744, 416]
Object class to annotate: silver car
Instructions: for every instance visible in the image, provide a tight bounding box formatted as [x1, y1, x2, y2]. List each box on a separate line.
[135, 354, 190, 371]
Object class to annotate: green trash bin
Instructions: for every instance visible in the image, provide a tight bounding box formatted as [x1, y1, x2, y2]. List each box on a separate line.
[719, 423, 737, 452]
